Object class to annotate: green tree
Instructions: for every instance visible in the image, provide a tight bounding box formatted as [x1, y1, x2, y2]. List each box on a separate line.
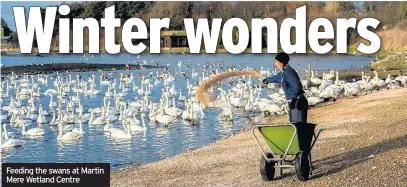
[9, 32, 19, 45]
[82, 1, 106, 20]
[1, 18, 12, 36]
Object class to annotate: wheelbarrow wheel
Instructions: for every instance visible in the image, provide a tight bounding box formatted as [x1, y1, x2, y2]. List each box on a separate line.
[260, 153, 275, 181]
[295, 152, 310, 181]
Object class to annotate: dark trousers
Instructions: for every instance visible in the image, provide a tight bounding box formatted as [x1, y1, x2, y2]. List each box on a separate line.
[289, 95, 308, 123]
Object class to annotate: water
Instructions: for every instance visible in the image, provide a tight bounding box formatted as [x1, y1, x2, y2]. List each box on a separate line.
[1, 53, 372, 71]
[1, 53, 373, 171]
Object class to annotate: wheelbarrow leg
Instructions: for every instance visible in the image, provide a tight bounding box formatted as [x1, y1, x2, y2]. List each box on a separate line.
[279, 159, 283, 176]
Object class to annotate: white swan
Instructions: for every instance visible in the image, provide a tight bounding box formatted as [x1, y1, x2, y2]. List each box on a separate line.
[181, 101, 190, 121]
[21, 122, 45, 136]
[156, 109, 176, 126]
[88, 109, 106, 125]
[165, 97, 182, 117]
[57, 123, 82, 142]
[37, 106, 48, 124]
[110, 122, 132, 139]
[128, 113, 147, 132]
[310, 71, 322, 85]
[48, 94, 58, 109]
[123, 113, 140, 125]
[149, 102, 158, 123]
[2, 125, 24, 148]
[222, 97, 234, 121]
[72, 108, 85, 135]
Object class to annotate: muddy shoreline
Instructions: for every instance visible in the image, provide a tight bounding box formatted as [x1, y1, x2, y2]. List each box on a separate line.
[0, 62, 164, 76]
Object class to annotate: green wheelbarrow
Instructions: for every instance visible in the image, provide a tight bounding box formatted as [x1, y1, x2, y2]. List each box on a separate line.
[252, 123, 324, 181]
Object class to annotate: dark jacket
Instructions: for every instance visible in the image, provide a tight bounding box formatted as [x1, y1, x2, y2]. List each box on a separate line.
[263, 66, 304, 100]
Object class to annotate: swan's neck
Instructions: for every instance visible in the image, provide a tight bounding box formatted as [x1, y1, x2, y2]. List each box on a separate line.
[79, 120, 83, 133]
[22, 122, 26, 134]
[89, 111, 94, 124]
[51, 111, 56, 122]
[58, 126, 63, 139]
[4, 126, 9, 140]
[141, 116, 146, 128]
[336, 72, 339, 82]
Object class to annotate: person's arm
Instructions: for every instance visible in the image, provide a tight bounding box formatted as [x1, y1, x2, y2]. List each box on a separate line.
[285, 69, 303, 96]
[262, 72, 283, 84]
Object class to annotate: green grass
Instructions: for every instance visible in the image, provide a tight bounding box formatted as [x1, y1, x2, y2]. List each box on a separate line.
[161, 30, 187, 36]
[370, 55, 407, 71]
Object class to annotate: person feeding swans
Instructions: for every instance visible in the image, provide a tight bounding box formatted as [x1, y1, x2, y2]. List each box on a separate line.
[262, 52, 308, 123]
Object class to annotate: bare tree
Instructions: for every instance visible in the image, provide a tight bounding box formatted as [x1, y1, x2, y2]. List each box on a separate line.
[148, 2, 183, 30]
[212, 2, 233, 24]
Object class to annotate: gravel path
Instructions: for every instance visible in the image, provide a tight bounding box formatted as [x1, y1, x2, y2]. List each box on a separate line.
[111, 88, 407, 187]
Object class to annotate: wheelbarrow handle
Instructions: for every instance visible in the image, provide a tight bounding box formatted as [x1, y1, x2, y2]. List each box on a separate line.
[309, 128, 324, 151]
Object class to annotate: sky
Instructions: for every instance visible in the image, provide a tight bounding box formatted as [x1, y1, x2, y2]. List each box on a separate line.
[1, 1, 65, 31]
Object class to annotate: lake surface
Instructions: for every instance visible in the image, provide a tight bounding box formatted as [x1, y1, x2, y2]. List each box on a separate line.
[1, 53, 372, 71]
[1, 53, 373, 171]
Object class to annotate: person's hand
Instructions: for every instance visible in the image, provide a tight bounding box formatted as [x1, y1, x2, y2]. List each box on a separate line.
[289, 98, 297, 109]
[262, 79, 268, 84]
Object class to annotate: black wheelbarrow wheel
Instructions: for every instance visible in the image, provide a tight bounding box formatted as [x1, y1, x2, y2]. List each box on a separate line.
[295, 152, 310, 181]
[260, 153, 275, 181]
